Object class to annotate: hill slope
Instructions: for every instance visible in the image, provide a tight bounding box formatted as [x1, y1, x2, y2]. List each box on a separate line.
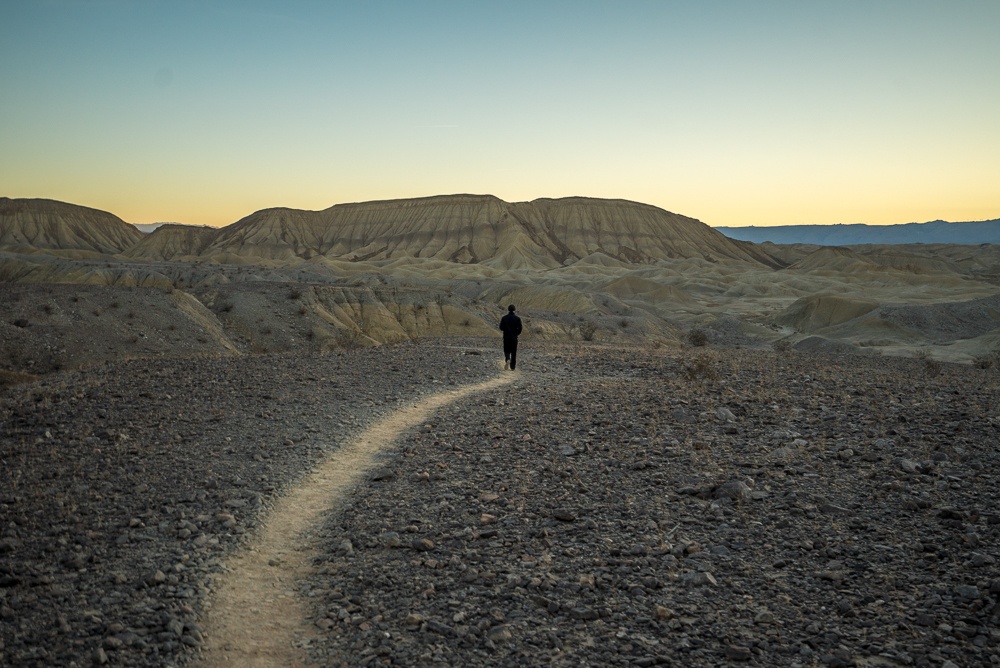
[5, 195, 782, 269]
[0, 197, 143, 255]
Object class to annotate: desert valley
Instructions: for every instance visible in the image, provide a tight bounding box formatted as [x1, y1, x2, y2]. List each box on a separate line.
[2, 195, 999, 667]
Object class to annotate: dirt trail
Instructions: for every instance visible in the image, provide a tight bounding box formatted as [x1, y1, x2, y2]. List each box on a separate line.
[199, 375, 514, 667]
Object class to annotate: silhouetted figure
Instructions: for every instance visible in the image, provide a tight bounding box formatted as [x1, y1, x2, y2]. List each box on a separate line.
[499, 304, 522, 370]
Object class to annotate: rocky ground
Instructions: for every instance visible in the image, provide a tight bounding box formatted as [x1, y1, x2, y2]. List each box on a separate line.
[2, 341, 1000, 667]
[304, 343, 1000, 667]
[0, 341, 496, 667]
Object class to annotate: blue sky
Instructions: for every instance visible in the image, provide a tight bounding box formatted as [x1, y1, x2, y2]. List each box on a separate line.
[2, 0, 998, 227]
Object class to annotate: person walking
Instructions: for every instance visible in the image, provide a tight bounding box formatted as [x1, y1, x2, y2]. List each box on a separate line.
[499, 304, 522, 370]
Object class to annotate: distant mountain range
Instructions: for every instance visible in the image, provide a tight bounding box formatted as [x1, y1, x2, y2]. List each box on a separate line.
[717, 219, 1000, 246]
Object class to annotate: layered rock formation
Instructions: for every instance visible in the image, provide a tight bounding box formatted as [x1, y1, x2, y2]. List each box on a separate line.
[0, 197, 143, 256]
[5, 195, 780, 269]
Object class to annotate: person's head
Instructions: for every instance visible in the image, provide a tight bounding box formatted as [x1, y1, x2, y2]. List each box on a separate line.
[508, 304, 516, 312]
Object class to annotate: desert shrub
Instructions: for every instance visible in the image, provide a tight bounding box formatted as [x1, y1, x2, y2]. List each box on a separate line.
[687, 328, 708, 347]
[683, 354, 716, 381]
[0, 370, 38, 388]
[298, 305, 308, 316]
[41, 303, 54, 315]
[914, 350, 941, 376]
[109, 301, 120, 309]
[462, 319, 471, 327]
[13, 319, 29, 328]
[973, 355, 994, 369]
[219, 302, 234, 313]
[773, 339, 792, 353]
[579, 321, 597, 341]
[619, 319, 629, 328]
[288, 288, 303, 300]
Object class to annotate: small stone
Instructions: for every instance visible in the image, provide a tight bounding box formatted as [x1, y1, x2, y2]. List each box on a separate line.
[487, 624, 513, 642]
[655, 606, 674, 620]
[725, 645, 752, 661]
[480, 514, 497, 525]
[382, 531, 402, 548]
[166, 618, 184, 637]
[553, 509, 576, 522]
[713, 481, 752, 502]
[754, 610, 776, 625]
[404, 613, 423, 626]
[680, 572, 717, 586]
[93, 647, 108, 665]
[716, 407, 736, 422]
[426, 619, 453, 635]
[411, 538, 434, 551]
[954, 584, 980, 600]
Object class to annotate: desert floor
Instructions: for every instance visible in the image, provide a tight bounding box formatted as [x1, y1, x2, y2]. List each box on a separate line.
[2, 340, 999, 667]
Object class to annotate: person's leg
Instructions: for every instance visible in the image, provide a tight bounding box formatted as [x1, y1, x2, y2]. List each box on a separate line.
[503, 339, 512, 369]
[510, 338, 518, 370]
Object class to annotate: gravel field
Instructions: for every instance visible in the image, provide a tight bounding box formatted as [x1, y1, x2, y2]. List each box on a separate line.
[3, 341, 1000, 667]
[304, 343, 1000, 667]
[0, 341, 496, 667]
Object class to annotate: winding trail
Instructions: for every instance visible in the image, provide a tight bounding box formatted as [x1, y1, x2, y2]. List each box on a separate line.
[200, 374, 514, 667]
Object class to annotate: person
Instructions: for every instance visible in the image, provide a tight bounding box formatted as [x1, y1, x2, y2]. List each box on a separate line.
[498, 304, 522, 370]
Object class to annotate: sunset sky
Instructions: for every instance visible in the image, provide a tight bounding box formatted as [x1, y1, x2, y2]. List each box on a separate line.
[2, 1, 998, 228]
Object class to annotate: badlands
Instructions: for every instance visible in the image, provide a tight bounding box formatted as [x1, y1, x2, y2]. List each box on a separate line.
[1, 195, 999, 667]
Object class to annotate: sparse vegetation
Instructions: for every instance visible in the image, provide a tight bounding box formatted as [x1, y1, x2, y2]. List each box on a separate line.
[687, 328, 708, 347]
[915, 349, 942, 376]
[973, 349, 999, 369]
[579, 321, 597, 341]
[0, 369, 38, 387]
[773, 339, 792, 353]
[288, 288, 303, 300]
[683, 353, 716, 381]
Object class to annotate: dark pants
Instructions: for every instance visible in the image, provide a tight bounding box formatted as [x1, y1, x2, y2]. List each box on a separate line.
[503, 337, 518, 370]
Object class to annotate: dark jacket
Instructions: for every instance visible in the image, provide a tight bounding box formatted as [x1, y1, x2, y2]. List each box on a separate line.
[499, 312, 522, 339]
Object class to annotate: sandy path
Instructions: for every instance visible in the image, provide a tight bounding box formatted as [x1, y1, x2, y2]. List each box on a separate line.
[199, 375, 514, 667]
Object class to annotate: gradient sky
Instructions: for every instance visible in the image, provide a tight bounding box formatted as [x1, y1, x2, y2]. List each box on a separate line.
[2, 1, 999, 228]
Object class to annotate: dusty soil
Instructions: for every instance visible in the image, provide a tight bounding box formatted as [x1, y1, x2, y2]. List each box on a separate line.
[2, 340, 1000, 667]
